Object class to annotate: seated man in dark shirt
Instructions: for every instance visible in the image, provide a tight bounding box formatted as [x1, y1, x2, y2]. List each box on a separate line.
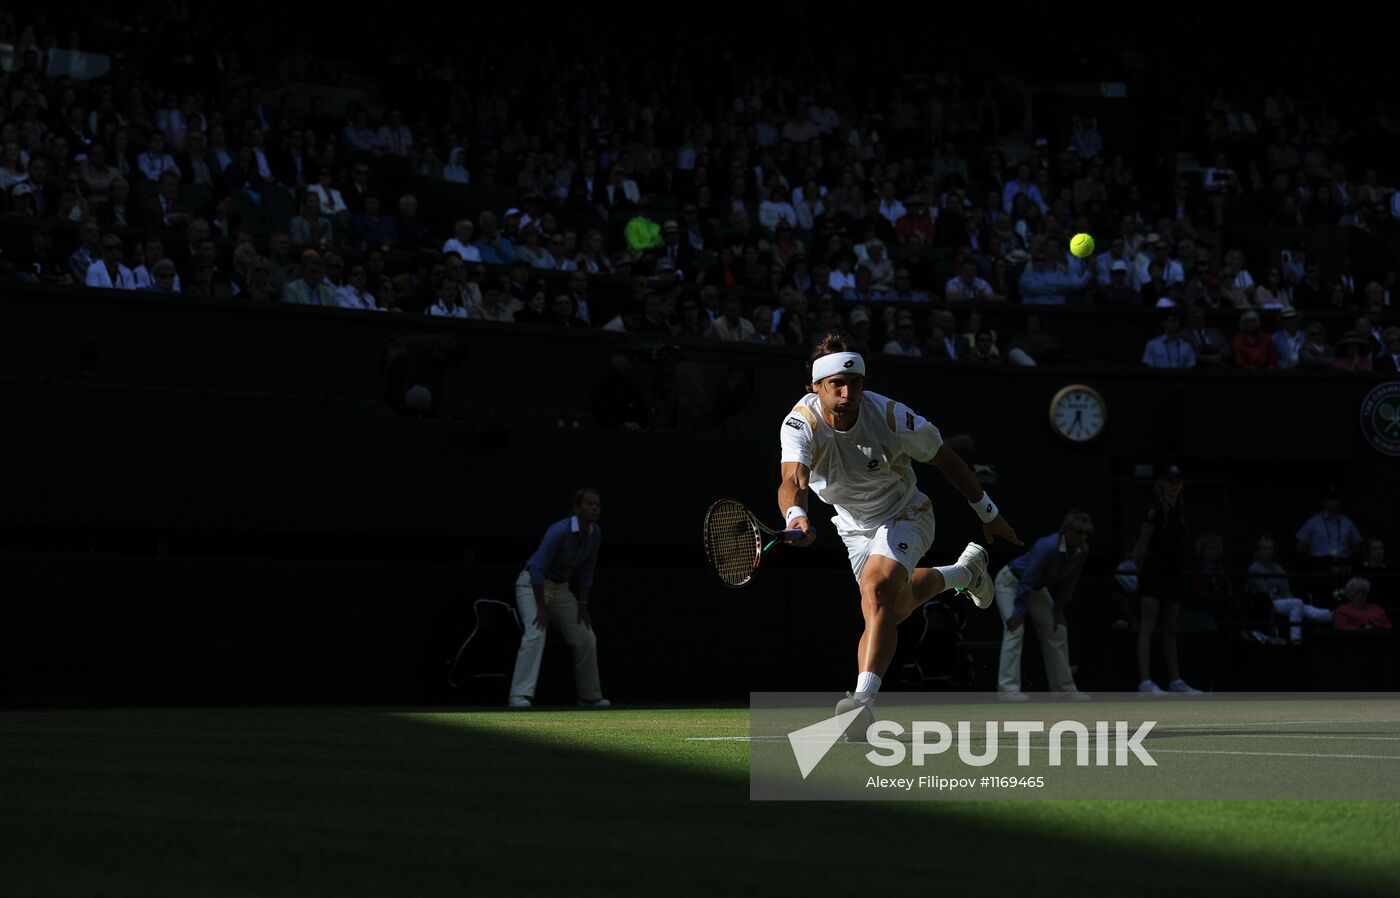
[592, 348, 651, 431]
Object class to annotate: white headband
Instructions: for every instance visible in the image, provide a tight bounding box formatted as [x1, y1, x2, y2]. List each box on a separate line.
[811, 352, 866, 383]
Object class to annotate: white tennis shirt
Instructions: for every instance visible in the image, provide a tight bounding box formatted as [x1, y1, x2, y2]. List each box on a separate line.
[779, 390, 944, 532]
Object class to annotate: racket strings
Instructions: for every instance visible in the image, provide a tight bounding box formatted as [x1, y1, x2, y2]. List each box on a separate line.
[704, 501, 761, 587]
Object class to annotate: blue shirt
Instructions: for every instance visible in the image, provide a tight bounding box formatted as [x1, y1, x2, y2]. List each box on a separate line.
[475, 237, 519, 266]
[1272, 329, 1305, 369]
[526, 515, 602, 588]
[1007, 532, 1088, 613]
[1295, 512, 1361, 559]
[353, 214, 398, 250]
[1019, 265, 1090, 305]
[1142, 335, 1196, 368]
[1002, 180, 1047, 214]
[343, 125, 383, 153]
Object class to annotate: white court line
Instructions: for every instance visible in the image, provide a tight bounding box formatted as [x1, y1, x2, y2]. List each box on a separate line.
[1149, 748, 1400, 760]
[689, 733, 1400, 744]
[1152, 718, 1400, 731]
[685, 735, 1400, 760]
[1194, 734, 1400, 741]
[691, 717, 1400, 745]
[688, 717, 1400, 742]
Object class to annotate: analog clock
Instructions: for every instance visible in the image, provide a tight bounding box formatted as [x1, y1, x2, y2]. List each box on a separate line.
[1048, 384, 1107, 443]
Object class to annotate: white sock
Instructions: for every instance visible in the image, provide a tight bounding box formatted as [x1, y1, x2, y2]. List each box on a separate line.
[854, 671, 882, 702]
[935, 562, 971, 591]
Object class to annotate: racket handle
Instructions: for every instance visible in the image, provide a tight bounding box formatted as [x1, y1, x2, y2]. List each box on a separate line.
[780, 528, 805, 541]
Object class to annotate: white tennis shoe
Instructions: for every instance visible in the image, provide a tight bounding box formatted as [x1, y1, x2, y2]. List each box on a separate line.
[834, 692, 877, 743]
[508, 696, 532, 709]
[957, 542, 993, 609]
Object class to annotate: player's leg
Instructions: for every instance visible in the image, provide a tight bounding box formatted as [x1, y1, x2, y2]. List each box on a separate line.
[891, 504, 989, 616]
[508, 570, 548, 707]
[843, 528, 877, 682]
[549, 587, 607, 706]
[859, 507, 945, 679]
[834, 530, 885, 739]
[854, 507, 951, 680]
[907, 550, 991, 612]
[836, 554, 908, 741]
[856, 554, 911, 682]
[907, 567, 946, 607]
[993, 565, 1026, 697]
[838, 514, 935, 741]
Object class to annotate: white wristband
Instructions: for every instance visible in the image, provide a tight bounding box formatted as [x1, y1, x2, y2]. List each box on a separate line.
[785, 506, 808, 526]
[970, 491, 999, 523]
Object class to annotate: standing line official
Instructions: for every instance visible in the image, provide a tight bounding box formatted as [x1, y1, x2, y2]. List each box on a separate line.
[508, 487, 611, 709]
[993, 510, 1094, 702]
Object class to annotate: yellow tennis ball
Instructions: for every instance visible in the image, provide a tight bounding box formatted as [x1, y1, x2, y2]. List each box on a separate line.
[1070, 233, 1095, 258]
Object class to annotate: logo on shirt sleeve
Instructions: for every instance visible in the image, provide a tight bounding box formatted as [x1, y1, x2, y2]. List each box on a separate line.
[896, 542, 908, 552]
[785, 417, 804, 430]
[905, 411, 915, 430]
[866, 459, 879, 470]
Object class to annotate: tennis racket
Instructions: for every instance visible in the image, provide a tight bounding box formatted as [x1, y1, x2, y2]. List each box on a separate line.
[703, 498, 805, 588]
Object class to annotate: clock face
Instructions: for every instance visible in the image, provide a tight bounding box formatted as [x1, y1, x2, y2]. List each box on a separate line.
[1051, 387, 1106, 443]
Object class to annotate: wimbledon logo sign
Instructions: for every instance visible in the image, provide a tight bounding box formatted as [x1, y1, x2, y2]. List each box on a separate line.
[788, 710, 1157, 779]
[1360, 381, 1400, 456]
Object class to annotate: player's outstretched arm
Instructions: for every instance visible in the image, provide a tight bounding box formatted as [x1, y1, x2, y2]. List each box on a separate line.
[930, 444, 1023, 546]
[778, 461, 817, 547]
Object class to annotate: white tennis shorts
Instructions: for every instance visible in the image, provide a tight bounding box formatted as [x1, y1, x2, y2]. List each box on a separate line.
[837, 495, 937, 583]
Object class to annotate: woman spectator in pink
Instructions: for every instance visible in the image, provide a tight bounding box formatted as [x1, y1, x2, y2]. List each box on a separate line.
[1334, 333, 1374, 372]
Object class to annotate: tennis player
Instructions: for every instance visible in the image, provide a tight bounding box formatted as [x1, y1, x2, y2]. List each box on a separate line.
[778, 331, 1021, 732]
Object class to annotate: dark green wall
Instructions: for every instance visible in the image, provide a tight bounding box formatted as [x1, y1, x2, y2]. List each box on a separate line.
[1, 287, 1396, 703]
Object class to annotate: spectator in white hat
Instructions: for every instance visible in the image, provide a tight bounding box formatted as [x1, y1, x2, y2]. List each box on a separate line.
[847, 306, 873, 346]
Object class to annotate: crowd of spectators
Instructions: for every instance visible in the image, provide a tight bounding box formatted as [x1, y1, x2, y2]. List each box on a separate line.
[2, 9, 1399, 371]
[1187, 489, 1391, 643]
[1114, 487, 1392, 648]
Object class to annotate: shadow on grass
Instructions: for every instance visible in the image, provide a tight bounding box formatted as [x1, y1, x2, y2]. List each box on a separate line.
[0, 708, 1395, 898]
